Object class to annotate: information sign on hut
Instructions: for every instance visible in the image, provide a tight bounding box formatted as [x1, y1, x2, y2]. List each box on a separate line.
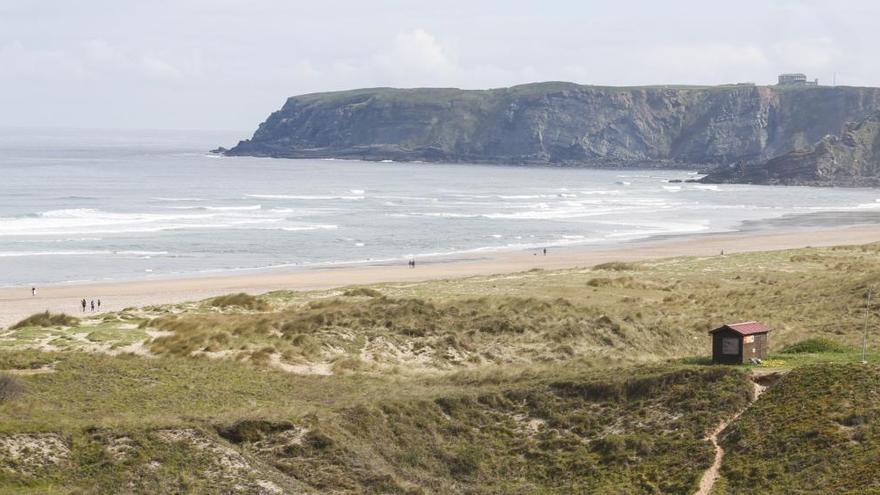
[709, 321, 770, 364]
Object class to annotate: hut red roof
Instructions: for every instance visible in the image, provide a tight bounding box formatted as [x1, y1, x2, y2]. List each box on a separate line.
[708, 321, 770, 336]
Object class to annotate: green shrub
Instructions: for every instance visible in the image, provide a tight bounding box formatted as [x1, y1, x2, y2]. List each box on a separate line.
[593, 261, 640, 271]
[0, 373, 25, 402]
[780, 338, 847, 354]
[342, 287, 382, 297]
[448, 442, 482, 477]
[10, 311, 78, 329]
[208, 293, 269, 311]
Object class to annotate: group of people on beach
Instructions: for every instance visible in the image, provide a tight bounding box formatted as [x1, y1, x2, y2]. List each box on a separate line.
[80, 298, 101, 312]
[31, 286, 103, 313]
[408, 259, 416, 268]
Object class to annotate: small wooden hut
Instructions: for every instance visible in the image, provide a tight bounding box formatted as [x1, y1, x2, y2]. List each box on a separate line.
[709, 321, 770, 364]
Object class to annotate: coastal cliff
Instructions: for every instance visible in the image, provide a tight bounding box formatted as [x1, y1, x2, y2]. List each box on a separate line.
[223, 82, 880, 168]
[701, 111, 880, 186]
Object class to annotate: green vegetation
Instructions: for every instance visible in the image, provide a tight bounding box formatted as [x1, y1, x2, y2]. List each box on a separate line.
[342, 287, 382, 297]
[2, 243, 880, 492]
[0, 350, 750, 493]
[779, 337, 847, 354]
[207, 293, 269, 311]
[718, 364, 880, 494]
[10, 312, 78, 330]
[592, 261, 641, 271]
[0, 374, 24, 403]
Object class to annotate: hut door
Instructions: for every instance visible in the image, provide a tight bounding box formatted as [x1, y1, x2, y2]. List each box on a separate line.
[722, 337, 739, 355]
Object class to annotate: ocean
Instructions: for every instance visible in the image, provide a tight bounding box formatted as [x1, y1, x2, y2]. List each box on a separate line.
[1, 127, 879, 286]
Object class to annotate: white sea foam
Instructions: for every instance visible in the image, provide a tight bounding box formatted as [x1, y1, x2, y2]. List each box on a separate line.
[0, 250, 111, 258]
[245, 194, 364, 200]
[278, 224, 338, 232]
[0, 249, 169, 258]
[204, 204, 261, 211]
[168, 204, 262, 211]
[152, 197, 207, 202]
[115, 250, 170, 256]
[0, 208, 290, 236]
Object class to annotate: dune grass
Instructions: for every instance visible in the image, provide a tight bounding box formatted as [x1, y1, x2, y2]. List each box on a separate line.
[779, 337, 848, 354]
[207, 293, 270, 311]
[10, 312, 78, 330]
[0, 348, 751, 493]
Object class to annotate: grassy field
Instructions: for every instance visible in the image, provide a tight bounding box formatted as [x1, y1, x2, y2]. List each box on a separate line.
[719, 363, 880, 494]
[0, 350, 752, 494]
[1, 244, 880, 493]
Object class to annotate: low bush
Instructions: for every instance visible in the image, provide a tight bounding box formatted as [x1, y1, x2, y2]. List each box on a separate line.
[593, 261, 640, 271]
[208, 293, 269, 311]
[780, 337, 847, 354]
[10, 311, 78, 329]
[342, 287, 382, 297]
[0, 373, 25, 402]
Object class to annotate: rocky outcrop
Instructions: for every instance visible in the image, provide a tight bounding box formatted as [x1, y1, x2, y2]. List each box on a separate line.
[223, 82, 880, 167]
[702, 111, 880, 186]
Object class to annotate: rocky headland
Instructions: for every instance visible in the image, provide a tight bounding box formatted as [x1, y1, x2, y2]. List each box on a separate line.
[222, 82, 880, 185]
[701, 111, 880, 186]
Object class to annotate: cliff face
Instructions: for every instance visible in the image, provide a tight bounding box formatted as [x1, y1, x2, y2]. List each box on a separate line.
[225, 82, 880, 167]
[702, 111, 880, 186]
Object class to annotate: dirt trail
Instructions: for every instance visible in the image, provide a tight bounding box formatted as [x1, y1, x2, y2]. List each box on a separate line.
[694, 376, 770, 495]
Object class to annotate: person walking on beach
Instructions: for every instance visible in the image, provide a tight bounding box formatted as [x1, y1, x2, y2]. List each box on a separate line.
[31, 287, 36, 296]
[543, 248, 547, 256]
[90, 300, 95, 312]
[97, 299, 101, 309]
[81, 299, 87, 312]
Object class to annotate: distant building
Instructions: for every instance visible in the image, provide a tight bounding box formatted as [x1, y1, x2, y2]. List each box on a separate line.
[710, 321, 771, 364]
[777, 73, 819, 86]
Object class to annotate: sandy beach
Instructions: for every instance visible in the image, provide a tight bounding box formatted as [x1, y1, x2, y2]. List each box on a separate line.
[1, 223, 878, 329]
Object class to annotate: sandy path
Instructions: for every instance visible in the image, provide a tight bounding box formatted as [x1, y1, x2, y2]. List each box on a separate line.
[695, 379, 769, 495]
[1, 224, 880, 329]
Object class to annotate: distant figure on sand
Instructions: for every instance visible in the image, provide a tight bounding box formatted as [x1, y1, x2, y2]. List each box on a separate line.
[97, 299, 101, 309]
[90, 300, 95, 312]
[31, 287, 36, 296]
[409, 259, 416, 269]
[81, 299, 87, 312]
[543, 248, 547, 256]
[720, 249, 724, 256]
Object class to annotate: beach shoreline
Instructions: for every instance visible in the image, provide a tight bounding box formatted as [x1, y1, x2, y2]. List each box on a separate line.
[2, 222, 880, 329]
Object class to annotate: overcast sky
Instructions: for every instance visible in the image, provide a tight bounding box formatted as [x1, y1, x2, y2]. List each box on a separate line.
[1, 0, 877, 131]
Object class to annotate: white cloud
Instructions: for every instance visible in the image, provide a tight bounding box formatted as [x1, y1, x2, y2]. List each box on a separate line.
[388, 29, 456, 74]
[2, 1, 880, 129]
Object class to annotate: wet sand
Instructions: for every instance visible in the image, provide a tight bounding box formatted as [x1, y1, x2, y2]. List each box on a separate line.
[2, 223, 880, 329]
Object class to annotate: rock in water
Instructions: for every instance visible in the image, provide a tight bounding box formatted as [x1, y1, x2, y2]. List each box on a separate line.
[702, 111, 880, 187]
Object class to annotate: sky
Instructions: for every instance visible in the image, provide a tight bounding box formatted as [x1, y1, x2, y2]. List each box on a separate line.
[1, 0, 878, 131]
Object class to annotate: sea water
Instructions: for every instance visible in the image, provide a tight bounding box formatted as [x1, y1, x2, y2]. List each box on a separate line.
[1, 127, 879, 286]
